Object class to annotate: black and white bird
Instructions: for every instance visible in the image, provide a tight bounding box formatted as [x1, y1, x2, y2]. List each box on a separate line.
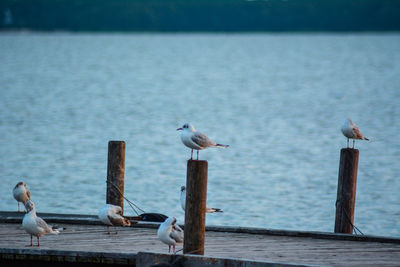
[341, 118, 369, 148]
[176, 123, 228, 160]
[22, 200, 62, 246]
[157, 217, 184, 254]
[180, 186, 222, 213]
[98, 204, 131, 234]
[13, 181, 31, 212]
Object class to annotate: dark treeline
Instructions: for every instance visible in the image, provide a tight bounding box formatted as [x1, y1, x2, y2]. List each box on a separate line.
[1, 0, 400, 32]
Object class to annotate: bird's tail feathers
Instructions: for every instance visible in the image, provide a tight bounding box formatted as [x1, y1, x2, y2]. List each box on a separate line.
[212, 208, 223, 213]
[51, 226, 66, 234]
[364, 137, 369, 141]
[216, 144, 229, 148]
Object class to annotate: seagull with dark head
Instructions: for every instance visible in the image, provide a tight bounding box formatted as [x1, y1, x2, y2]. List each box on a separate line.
[177, 123, 229, 160]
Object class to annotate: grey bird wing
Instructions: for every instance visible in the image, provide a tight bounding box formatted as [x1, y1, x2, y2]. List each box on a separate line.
[36, 217, 53, 233]
[191, 132, 215, 148]
[171, 225, 184, 243]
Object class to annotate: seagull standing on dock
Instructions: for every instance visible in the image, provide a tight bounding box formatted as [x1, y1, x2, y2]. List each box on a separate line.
[157, 217, 184, 254]
[180, 186, 223, 213]
[13, 181, 31, 212]
[341, 118, 369, 148]
[176, 123, 229, 160]
[22, 200, 62, 247]
[98, 204, 131, 234]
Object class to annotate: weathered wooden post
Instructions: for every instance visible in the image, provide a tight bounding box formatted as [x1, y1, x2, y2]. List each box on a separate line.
[335, 148, 359, 234]
[106, 141, 125, 213]
[184, 159, 208, 255]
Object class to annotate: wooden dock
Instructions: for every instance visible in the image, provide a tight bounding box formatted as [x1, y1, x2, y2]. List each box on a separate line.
[1, 212, 400, 267]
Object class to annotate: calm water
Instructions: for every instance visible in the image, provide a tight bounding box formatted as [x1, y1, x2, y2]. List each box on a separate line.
[0, 32, 399, 237]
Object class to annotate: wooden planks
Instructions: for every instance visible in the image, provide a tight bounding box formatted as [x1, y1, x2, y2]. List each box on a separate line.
[1, 222, 399, 266]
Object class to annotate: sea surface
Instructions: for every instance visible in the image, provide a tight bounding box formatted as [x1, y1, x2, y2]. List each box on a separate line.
[0, 32, 399, 237]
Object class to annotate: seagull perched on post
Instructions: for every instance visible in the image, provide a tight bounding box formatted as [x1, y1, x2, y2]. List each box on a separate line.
[22, 200, 62, 247]
[13, 181, 31, 212]
[341, 118, 369, 148]
[176, 123, 229, 160]
[157, 217, 184, 254]
[98, 204, 131, 234]
[180, 186, 223, 213]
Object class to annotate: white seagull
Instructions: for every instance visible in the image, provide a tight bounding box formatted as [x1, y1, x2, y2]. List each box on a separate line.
[22, 200, 62, 247]
[180, 186, 223, 213]
[341, 118, 369, 148]
[157, 217, 184, 254]
[176, 123, 229, 160]
[98, 204, 131, 234]
[13, 181, 31, 212]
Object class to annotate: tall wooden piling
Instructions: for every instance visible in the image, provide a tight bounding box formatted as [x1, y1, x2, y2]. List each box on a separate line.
[106, 141, 126, 213]
[184, 159, 208, 255]
[335, 148, 359, 234]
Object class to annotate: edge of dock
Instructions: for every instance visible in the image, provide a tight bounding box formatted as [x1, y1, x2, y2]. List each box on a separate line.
[1, 211, 399, 244]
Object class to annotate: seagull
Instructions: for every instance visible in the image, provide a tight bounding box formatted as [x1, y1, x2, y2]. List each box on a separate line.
[180, 186, 223, 213]
[157, 217, 184, 254]
[176, 123, 229, 160]
[13, 181, 31, 212]
[22, 200, 62, 247]
[341, 118, 369, 148]
[98, 204, 131, 234]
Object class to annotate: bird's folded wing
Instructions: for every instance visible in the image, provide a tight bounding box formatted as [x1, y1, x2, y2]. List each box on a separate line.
[352, 126, 363, 139]
[171, 225, 184, 242]
[191, 132, 213, 147]
[108, 215, 127, 226]
[36, 217, 51, 232]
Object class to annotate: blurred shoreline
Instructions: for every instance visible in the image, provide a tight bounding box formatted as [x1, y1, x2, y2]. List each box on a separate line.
[1, 0, 400, 32]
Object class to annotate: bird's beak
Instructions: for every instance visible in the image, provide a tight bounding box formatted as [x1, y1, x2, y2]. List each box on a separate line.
[176, 128, 182, 131]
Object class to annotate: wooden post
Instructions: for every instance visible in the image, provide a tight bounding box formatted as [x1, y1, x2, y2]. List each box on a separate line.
[106, 141, 125, 213]
[335, 148, 359, 234]
[184, 159, 208, 255]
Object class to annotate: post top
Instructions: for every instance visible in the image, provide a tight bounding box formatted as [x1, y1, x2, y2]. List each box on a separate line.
[341, 147, 359, 152]
[109, 140, 125, 144]
[188, 159, 208, 163]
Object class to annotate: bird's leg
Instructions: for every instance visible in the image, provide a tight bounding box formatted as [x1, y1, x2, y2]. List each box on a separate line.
[107, 226, 110, 235]
[114, 227, 118, 235]
[347, 138, 349, 148]
[197, 150, 199, 160]
[352, 140, 355, 149]
[36, 236, 40, 247]
[173, 244, 176, 254]
[17, 202, 20, 212]
[190, 149, 193, 160]
[169, 245, 171, 253]
[26, 235, 33, 247]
